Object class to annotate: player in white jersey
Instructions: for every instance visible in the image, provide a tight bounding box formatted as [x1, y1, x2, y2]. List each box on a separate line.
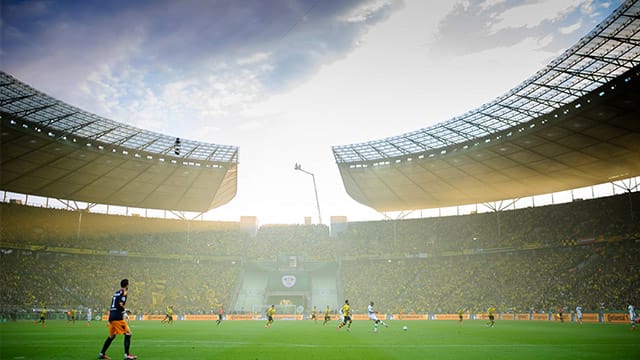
[86, 307, 93, 326]
[575, 306, 583, 325]
[367, 301, 388, 333]
[629, 304, 636, 331]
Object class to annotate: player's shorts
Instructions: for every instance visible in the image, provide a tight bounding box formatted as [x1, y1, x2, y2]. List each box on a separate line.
[368, 313, 378, 321]
[325, 316, 331, 321]
[109, 320, 131, 336]
[343, 316, 352, 322]
[267, 315, 273, 322]
[489, 315, 494, 321]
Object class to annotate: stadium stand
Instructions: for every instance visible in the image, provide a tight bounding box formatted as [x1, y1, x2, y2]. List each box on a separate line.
[1, 191, 638, 317]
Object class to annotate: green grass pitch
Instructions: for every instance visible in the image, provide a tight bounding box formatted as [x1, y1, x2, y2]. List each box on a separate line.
[1, 319, 638, 360]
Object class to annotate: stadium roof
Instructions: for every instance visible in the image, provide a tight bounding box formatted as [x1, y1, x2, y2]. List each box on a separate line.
[333, 0, 640, 212]
[0, 72, 239, 212]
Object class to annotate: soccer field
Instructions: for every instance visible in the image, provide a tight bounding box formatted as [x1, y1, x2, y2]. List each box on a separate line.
[1, 319, 638, 360]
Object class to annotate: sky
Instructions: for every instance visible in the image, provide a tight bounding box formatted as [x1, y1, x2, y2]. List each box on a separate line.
[1, 0, 625, 225]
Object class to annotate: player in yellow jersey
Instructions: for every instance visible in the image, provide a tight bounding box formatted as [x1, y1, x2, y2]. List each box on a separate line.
[68, 308, 77, 326]
[338, 300, 352, 332]
[265, 305, 275, 328]
[486, 306, 496, 328]
[34, 306, 47, 328]
[161, 305, 174, 325]
[458, 308, 464, 325]
[323, 305, 331, 325]
[311, 306, 317, 323]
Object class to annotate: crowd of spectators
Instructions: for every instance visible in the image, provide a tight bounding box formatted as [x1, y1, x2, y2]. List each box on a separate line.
[0, 250, 240, 315]
[341, 241, 639, 315]
[1, 191, 638, 316]
[339, 191, 639, 256]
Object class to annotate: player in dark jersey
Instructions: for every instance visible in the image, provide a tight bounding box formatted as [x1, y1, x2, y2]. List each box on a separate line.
[216, 306, 224, 326]
[557, 306, 564, 323]
[98, 279, 137, 360]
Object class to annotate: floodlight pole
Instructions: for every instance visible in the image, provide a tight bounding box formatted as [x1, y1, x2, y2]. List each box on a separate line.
[294, 163, 322, 225]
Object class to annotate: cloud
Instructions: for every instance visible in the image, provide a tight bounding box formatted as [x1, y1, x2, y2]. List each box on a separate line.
[559, 20, 583, 35]
[340, 0, 396, 23]
[489, 0, 579, 32]
[237, 52, 273, 66]
[3, 0, 401, 136]
[428, 0, 623, 57]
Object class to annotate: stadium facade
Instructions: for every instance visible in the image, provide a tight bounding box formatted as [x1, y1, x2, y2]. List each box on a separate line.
[0, 0, 639, 319]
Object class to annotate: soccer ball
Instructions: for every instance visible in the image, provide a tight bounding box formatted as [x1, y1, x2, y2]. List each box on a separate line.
[402, 325, 408, 331]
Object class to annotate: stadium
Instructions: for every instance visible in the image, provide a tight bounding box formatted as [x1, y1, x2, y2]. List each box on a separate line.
[1, 1, 640, 359]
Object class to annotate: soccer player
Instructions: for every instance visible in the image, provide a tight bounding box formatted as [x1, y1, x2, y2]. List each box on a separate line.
[323, 305, 331, 325]
[486, 306, 496, 328]
[575, 306, 583, 325]
[34, 306, 47, 328]
[311, 306, 317, 323]
[87, 307, 93, 327]
[458, 308, 465, 325]
[161, 305, 174, 325]
[629, 303, 636, 331]
[557, 305, 564, 323]
[368, 301, 388, 333]
[265, 305, 275, 328]
[338, 300, 352, 332]
[216, 306, 224, 326]
[67, 308, 76, 326]
[98, 279, 137, 360]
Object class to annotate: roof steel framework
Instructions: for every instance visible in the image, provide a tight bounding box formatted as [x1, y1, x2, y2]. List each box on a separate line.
[332, 0, 640, 163]
[0, 71, 238, 164]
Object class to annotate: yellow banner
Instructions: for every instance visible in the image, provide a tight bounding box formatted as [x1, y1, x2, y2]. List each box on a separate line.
[605, 313, 629, 323]
[394, 314, 427, 320]
[532, 314, 549, 321]
[273, 314, 303, 320]
[183, 315, 217, 320]
[433, 314, 467, 320]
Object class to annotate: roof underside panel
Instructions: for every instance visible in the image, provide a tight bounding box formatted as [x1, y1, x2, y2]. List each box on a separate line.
[0, 116, 239, 211]
[338, 69, 640, 211]
[0, 74, 240, 212]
